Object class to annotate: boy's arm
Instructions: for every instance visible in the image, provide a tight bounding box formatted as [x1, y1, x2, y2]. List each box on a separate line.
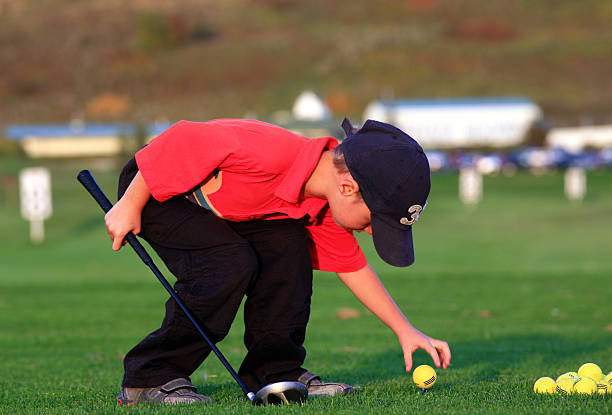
[105, 171, 151, 251]
[337, 264, 451, 372]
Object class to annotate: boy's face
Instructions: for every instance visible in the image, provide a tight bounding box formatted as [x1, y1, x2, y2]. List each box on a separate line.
[328, 173, 372, 234]
[330, 196, 372, 234]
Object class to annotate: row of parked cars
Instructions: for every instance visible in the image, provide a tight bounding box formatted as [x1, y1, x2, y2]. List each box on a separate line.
[425, 147, 612, 175]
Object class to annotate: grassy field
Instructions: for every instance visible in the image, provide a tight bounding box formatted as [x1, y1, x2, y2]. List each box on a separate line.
[1, 158, 611, 414]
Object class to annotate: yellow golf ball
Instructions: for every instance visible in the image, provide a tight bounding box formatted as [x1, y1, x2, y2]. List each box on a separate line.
[596, 379, 610, 395]
[412, 365, 437, 389]
[577, 363, 603, 381]
[555, 377, 576, 395]
[533, 377, 556, 394]
[574, 377, 598, 395]
[555, 372, 578, 383]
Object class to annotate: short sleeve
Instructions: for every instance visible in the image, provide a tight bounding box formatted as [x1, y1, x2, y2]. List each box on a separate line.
[136, 120, 239, 201]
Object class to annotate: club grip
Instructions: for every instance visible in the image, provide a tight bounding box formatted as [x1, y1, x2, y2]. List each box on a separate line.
[77, 169, 153, 264]
[77, 170, 114, 213]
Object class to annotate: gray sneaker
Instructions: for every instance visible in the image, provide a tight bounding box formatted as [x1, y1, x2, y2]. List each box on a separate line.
[297, 371, 354, 397]
[117, 378, 212, 405]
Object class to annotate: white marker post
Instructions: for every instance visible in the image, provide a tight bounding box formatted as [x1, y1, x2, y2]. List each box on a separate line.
[19, 167, 52, 244]
[459, 167, 483, 206]
[564, 167, 586, 202]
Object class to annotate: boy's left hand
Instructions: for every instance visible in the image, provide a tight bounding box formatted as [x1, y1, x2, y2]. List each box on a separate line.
[398, 327, 451, 372]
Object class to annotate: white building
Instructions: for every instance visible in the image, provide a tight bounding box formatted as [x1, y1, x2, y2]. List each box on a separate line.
[292, 90, 331, 122]
[363, 97, 543, 149]
[546, 125, 612, 153]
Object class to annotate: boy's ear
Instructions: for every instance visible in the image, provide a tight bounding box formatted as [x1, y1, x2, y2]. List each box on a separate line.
[338, 173, 360, 196]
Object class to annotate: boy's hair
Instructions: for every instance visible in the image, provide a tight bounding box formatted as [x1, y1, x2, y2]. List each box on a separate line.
[332, 146, 349, 173]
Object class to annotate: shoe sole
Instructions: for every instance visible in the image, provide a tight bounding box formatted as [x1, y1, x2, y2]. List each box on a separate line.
[117, 397, 135, 406]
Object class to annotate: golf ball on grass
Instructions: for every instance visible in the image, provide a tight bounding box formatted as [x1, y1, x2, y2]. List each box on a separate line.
[534, 363, 609, 396]
[555, 372, 578, 383]
[573, 377, 598, 395]
[533, 377, 556, 394]
[555, 377, 576, 395]
[596, 379, 610, 395]
[578, 363, 603, 382]
[412, 365, 437, 390]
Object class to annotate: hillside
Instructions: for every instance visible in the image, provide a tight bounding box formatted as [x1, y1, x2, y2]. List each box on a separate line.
[1, 0, 611, 129]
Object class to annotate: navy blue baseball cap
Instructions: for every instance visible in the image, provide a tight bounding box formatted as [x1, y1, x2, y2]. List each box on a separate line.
[339, 118, 430, 267]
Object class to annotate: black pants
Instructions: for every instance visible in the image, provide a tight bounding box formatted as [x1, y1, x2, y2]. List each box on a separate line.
[118, 159, 313, 392]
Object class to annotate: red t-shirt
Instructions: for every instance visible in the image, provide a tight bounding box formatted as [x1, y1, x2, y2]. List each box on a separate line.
[136, 119, 367, 273]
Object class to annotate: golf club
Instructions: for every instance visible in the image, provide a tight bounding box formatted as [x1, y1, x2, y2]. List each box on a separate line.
[77, 169, 307, 406]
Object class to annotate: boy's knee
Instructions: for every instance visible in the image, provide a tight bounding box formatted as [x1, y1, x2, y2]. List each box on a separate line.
[228, 243, 259, 280]
[169, 243, 258, 332]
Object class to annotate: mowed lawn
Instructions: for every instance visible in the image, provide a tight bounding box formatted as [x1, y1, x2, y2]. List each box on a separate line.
[0, 160, 611, 414]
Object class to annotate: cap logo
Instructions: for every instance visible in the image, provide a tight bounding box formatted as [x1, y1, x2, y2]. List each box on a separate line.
[399, 205, 423, 226]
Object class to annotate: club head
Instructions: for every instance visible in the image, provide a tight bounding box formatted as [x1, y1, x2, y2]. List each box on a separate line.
[252, 381, 308, 405]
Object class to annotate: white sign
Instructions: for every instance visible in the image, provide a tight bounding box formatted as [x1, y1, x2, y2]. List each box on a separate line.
[19, 167, 52, 243]
[564, 167, 586, 202]
[459, 167, 482, 205]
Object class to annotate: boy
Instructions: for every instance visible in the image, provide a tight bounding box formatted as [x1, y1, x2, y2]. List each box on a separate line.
[105, 117, 451, 405]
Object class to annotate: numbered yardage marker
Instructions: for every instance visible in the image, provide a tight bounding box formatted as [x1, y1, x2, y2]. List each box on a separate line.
[564, 167, 586, 202]
[459, 167, 482, 206]
[19, 167, 52, 243]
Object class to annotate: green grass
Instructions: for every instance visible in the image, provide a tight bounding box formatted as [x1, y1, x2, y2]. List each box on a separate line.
[1, 159, 611, 414]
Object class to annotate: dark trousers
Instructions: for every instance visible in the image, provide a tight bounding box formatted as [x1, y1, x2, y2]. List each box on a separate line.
[118, 159, 313, 392]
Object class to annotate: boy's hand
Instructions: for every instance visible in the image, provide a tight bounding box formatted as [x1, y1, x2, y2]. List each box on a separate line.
[104, 171, 151, 251]
[105, 198, 142, 251]
[398, 327, 451, 372]
[337, 266, 452, 373]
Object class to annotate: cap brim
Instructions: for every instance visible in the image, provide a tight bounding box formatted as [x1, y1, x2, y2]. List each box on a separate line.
[371, 214, 415, 267]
